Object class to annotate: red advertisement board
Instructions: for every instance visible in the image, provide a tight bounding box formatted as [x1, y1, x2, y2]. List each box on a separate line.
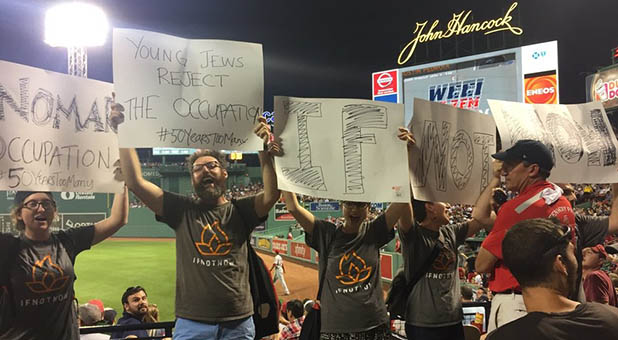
[380, 253, 393, 280]
[372, 70, 398, 97]
[524, 71, 557, 104]
[290, 242, 312, 260]
[272, 239, 289, 254]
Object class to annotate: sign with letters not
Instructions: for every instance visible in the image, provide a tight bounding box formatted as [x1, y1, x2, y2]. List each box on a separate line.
[113, 28, 264, 150]
[409, 99, 496, 205]
[0, 60, 123, 193]
[489, 99, 618, 183]
[274, 96, 411, 203]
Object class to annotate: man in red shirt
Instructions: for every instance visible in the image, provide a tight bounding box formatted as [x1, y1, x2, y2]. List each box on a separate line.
[582, 244, 617, 306]
[474, 139, 576, 332]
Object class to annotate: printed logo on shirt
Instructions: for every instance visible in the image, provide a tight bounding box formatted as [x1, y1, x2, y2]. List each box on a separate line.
[194, 220, 232, 256]
[432, 247, 456, 272]
[335, 251, 373, 285]
[25, 254, 70, 294]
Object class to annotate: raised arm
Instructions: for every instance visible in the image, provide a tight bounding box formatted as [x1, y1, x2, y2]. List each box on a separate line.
[119, 148, 164, 216]
[396, 127, 416, 233]
[281, 191, 316, 234]
[92, 186, 129, 245]
[471, 160, 502, 226]
[386, 202, 413, 231]
[253, 116, 281, 218]
[608, 183, 618, 235]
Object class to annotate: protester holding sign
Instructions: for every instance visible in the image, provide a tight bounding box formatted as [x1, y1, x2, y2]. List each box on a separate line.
[474, 139, 576, 332]
[0, 187, 129, 340]
[118, 116, 279, 340]
[395, 128, 491, 340]
[278, 129, 413, 340]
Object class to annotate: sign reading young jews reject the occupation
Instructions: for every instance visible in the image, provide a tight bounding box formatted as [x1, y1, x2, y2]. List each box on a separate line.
[274, 96, 411, 203]
[113, 28, 264, 150]
[489, 99, 618, 183]
[409, 99, 496, 205]
[0, 60, 123, 193]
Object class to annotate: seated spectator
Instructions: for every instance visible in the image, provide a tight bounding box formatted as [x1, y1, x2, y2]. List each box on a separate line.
[78, 303, 110, 340]
[103, 308, 117, 326]
[582, 244, 618, 306]
[475, 287, 489, 302]
[143, 303, 166, 339]
[280, 299, 304, 340]
[487, 218, 618, 340]
[461, 286, 474, 302]
[111, 286, 149, 339]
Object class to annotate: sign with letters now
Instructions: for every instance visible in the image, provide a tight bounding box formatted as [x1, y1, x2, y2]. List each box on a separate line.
[113, 28, 264, 150]
[0, 60, 123, 193]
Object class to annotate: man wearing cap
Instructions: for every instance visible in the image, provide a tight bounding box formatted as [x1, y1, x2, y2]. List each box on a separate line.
[473, 139, 576, 332]
[582, 244, 617, 306]
[78, 303, 110, 340]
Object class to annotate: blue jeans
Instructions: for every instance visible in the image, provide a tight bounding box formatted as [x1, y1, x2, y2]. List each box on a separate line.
[174, 316, 255, 340]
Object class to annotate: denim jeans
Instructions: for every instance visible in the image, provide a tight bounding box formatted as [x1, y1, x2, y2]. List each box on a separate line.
[174, 316, 255, 340]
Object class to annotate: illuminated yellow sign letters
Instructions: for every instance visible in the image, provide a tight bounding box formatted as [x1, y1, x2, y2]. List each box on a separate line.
[398, 2, 523, 65]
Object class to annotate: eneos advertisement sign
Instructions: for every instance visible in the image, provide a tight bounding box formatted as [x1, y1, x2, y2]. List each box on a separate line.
[524, 71, 557, 104]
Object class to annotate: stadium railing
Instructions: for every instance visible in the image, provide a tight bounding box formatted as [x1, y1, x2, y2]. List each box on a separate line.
[80, 321, 175, 339]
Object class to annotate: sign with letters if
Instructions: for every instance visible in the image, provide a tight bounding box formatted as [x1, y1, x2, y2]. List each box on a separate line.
[274, 96, 410, 203]
[0, 60, 123, 193]
[113, 28, 264, 150]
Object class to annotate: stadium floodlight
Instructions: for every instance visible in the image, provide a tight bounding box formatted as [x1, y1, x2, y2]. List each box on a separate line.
[44, 2, 109, 77]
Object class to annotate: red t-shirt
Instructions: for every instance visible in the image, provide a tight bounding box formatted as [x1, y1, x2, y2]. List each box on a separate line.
[481, 181, 576, 293]
[584, 270, 618, 306]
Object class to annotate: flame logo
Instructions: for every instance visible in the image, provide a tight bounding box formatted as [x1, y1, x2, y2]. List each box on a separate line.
[432, 248, 456, 272]
[335, 251, 372, 285]
[25, 255, 70, 294]
[194, 220, 232, 256]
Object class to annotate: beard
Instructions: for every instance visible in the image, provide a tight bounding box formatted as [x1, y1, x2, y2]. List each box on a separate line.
[194, 177, 226, 202]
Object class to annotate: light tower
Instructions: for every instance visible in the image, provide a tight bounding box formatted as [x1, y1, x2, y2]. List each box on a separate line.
[44, 2, 109, 77]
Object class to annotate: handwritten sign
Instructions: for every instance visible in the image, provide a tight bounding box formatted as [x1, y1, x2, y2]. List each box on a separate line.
[0, 60, 122, 193]
[274, 96, 411, 203]
[398, 2, 523, 65]
[489, 99, 618, 183]
[409, 99, 496, 205]
[113, 28, 264, 150]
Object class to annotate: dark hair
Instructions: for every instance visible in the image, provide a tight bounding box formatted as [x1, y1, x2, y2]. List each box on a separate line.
[492, 188, 508, 207]
[286, 299, 304, 319]
[412, 199, 428, 223]
[461, 285, 474, 300]
[121, 286, 147, 305]
[502, 218, 570, 288]
[186, 149, 228, 172]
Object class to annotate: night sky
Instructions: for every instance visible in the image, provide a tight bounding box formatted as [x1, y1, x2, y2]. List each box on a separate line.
[0, 0, 616, 111]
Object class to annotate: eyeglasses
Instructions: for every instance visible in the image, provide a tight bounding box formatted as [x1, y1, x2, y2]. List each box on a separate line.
[192, 161, 221, 172]
[22, 200, 56, 210]
[542, 224, 573, 257]
[342, 201, 370, 209]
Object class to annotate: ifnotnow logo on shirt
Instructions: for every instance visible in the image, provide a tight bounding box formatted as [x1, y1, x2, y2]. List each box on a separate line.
[25, 254, 69, 294]
[194, 220, 232, 256]
[336, 251, 372, 285]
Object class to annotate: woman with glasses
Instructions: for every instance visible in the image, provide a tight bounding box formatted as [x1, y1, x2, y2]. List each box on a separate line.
[0, 188, 129, 339]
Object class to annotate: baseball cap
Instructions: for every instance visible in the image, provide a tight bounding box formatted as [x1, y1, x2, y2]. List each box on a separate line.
[492, 139, 554, 171]
[88, 299, 105, 314]
[13, 191, 55, 206]
[79, 303, 103, 326]
[589, 244, 608, 259]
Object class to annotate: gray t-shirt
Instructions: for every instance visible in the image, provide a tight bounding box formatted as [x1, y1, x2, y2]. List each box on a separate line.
[156, 192, 264, 323]
[306, 214, 394, 333]
[399, 222, 469, 327]
[1, 226, 94, 340]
